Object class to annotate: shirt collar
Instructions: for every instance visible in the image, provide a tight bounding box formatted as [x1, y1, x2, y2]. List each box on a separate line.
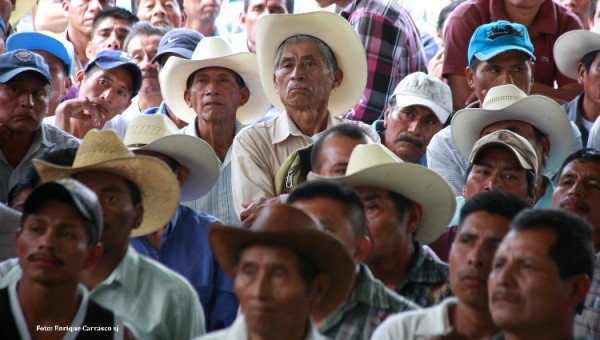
[93, 246, 140, 295]
[272, 112, 336, 144]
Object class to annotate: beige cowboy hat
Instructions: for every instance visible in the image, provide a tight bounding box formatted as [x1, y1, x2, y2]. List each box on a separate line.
[554, 29, 600, 80]
[33, 129, 180, 237]
[10, 0, 35, 25]
[209, 204, 355, 316]
[255, 11, 367, 115]
[308, 143, 455, 244]
[124, 114, 220, 202]
[451, 84, 572, 175]
[160, 36, 270, 124]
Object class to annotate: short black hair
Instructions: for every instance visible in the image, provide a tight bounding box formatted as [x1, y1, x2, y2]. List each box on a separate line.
[123, 21, 170, 52]
[310, 123, 371, 172]
[459, 191, 529, 226]
[91, 7, 139, 37]
[556, 148, 600, 182]
[244, 0, 295, 13]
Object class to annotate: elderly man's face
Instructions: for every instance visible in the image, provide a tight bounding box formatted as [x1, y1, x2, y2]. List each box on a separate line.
[314, 134, 372, 176]
[552, 160, 600, 251]
[467, 51, 534, 102]
[136, 0, 184, 28]
[274, 40, 342, 112]
[449, 211, 510, 311]
[64, 0, 116, 38]
[126, 34, 161, 97]
[87, 17, 132, 58]
[384, 105, 443, 163]
[235, 244, 322, 338]
[34, 50, 70, 116]
[0, 72, 50, 133]
[241, 0, 288, 53]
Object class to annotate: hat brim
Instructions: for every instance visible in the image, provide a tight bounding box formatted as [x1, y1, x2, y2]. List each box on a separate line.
[308, 163, 456, 244]
[10, 0, 35, 24]
[255, 12, 367, 115]
[473, 46, 535, 63]
[208, 224, 355, 316]
[6, 32, 73, 76]
[133, 135, 220, 201]
[451, 95, 572, 175]
[33, 156, 180, 237]
[0, 67, 51, 84]
[554, 30, 600, 80]
[160, 54, 270, 124]
[394, 95, 451, 123]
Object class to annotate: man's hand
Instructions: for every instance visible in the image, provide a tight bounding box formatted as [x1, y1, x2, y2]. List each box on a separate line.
[55, 97, 109, 132]
[240, 197, 282, 229]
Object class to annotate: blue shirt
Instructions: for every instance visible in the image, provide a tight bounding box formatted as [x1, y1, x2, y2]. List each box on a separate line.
[130, 205, 238, 332]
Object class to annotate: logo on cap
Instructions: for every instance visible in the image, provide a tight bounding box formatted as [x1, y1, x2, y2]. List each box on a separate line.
[487, 25, 523, 41]
[15, 50, 33, 64]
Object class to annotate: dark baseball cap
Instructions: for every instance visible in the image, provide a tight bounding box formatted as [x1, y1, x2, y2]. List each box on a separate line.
[151, 28, 203, 64]
[84, 50, 143, 97]
[0, 49, 51, 84]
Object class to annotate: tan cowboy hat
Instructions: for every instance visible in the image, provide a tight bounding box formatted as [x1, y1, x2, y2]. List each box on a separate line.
[160, 36, 270, 124]
[10, 0, 35, 25]
[124, 114, 220, 202]
[451, 84, 573, 176]
[33, 129, 180, 237]
[308, 144, 455, 244]
[554, 30, 600, 80]
[209, 204, 355, 316]
[255, 11, 367, 115]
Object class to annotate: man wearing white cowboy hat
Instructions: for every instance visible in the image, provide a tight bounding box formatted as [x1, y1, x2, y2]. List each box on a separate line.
[197, 203, 355, 340]
[0, 129, 206, 339]
[231, 11, 379, 226]
[160, 35, 270, 226]
[124, 114, 238, 331]
[310, 143, 456, 307]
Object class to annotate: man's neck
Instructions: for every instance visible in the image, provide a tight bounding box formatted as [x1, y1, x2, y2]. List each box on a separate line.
[66, 26, 90, 67]
[450, 302, 499, 339]
[185, 19, 216, 37]
[0, 130, 36, 167]
[581, 94, 600, 123]
[286, 107, 330, 137]
[503, 0, 544, 27]
[367, 243, 416, 290]
[248, 319, 311, 340]
[196, 117, 236, 161]
[138, 92, 163, 112]
[503, 325, 574, 340]
[81, 244, 128, 291]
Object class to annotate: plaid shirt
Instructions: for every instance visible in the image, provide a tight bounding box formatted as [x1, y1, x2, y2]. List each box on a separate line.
[574, 253, 600, 338]
[396, 244, 451, 307]
[319, 264, 419, 340]
[341, 0, 427, 124]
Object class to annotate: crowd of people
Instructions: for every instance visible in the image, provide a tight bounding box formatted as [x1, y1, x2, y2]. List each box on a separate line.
[1, 0, 600, 339]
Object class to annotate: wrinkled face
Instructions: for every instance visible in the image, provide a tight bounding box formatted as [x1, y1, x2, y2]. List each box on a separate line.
[34, 51, 70, 116]
[241, 0, 288, 52]
[488, 229, 571, 333]
[579, 52, 600, 110]
[235, 245, 318, 338]
[76, 66, 134, 124]
[0, 72, 50, 133]
[449, 211, 510, 310]
[273, 40, 342, 112]
[552, 160, 600, 251]
[314, 134, 371, 176]
[464, 147, 530, 201]
[136, 0, 184, 27]
[183, 0, 220, 23]
[87, 18, 132, 57]
[126, 34, 161, 96]
[17, 200, 93, 285]
[64, 0, 116, 37]
[467, 51, 534, 102]
[184, 67, 249, 123]
[384, 105, 443, 163]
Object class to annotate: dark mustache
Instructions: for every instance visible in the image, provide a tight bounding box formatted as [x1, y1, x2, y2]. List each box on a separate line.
[397, 134, 424, 148]
[559, 197, 589, 214]
[27, 253, 65, 266]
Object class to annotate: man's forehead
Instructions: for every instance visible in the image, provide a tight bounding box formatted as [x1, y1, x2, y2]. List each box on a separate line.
[193, 66, 240, 78]
[473, 145, 521, 164]
[561, 159, 600, 177]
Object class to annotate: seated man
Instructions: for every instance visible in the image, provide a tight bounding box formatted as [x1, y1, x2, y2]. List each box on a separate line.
[488, 209, 593, 339]
[199, 204, 355, 339]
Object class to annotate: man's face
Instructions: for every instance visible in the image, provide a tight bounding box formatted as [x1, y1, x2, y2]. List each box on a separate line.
[235, 245, 320, 338]
[488, 229, 571, 332]
[449, 211, 511, 310]
[183, 0, 220, 24]
[76, 66, 134, 123]
[34, 51, 70, 116]
[126, 34, 161, 96]
[315, 134, 371, 176]
[64, 0, 116, 37]
[384, 105, 443, 163]
[136, 0, 184, 27]
[0, 72, 50, 133]
[241, 0, 288, 53]
[578, 52, 600, 110]
[17, 200, 95, 285]
[464, 147, 531, 201]
[72, 171, 143, 254]
[184, 67, 249, 123]
[556, 0, 590, 19]
[466, 51, 534, 102]
[552, 160, 600, 251]
[274, 40, 343, 112]
[87, 17, 132, 58]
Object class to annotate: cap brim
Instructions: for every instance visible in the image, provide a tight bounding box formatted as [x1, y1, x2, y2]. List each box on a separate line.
[151, 48, 194, 64]
[0, 67, 51, 84]
[470, 142, 534, 171]
[554, 30, 600, 80]
[474, 46, 535, 63]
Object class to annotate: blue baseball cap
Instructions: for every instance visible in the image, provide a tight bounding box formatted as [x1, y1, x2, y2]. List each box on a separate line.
[6, 31, 75, 77]
[0, 49, 51, 84]
[84, 50, 143, 98]
[151, 28, 204, 65]
[467, 21, 535, 66]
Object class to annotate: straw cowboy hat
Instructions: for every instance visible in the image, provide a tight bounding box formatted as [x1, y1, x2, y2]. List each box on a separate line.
[160, 36, 270, 124]
[10, 0, 35, 24]
[554, 29, 600, 80]
[309, 144, 455, 244]
[255, 11, 367, 115]
[124, 114, 220, 202]
[451, 84, 572, 175]
[209, 204, 355, 316]
[33, 129, 180, 237]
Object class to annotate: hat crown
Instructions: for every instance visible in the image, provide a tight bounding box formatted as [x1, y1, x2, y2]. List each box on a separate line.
[481, 84, 527, 110]
[251, 204, 325, 234]
[345, 144, 404, 176]
[468, 20, 534, 65]
[191, 36, 235, 61]
[471, 129, 539, 174]
[73, 130, 135, 167]
[393, 72, 452, 113]
[124, 115, 180, 146]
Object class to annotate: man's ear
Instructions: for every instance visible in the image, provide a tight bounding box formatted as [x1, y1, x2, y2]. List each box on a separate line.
[308, 273, 330, 311]
[383, 106, 391, 129]
[577, 62, 586, 86]
[83, 243, 104, 269]
[175, 165, 190, 187]
[465, 66, 475, 90]
[184, 89, 192, 108]
[180, 10, 187, 27]
[406, 203, 423, 236]
[10, 0, 15, 11]
[354, 236, 371, 263]
[332, 69, 343, 89]
[85, 41, 94, 60]
[75, 70, 86, 89]
[63, 77, 73, 97]
[130, 204, 144, 231]
[239, 87, 250, 107]
[239, 11, 246, 25]
[62, 0, 70, 18]
[567, 273, 591, 313]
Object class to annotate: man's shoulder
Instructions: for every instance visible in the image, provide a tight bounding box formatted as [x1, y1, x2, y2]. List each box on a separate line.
[134, 252, 199, 298]
[178, 205, 222, 228]
[41, 123, 80, 146]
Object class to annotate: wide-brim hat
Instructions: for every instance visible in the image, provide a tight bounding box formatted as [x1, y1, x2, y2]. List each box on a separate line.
[209, 204, 355, 316]
[255, 11, 367, 115]
[124, 114, 220, 201]
[554, 30, 600, 80]
[451, 84, 572, 175]
[10, 0, 35, 24]
[160, 36, 270, 124]
[33, 129, 180, 237]
[308, 144, 455, 244]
